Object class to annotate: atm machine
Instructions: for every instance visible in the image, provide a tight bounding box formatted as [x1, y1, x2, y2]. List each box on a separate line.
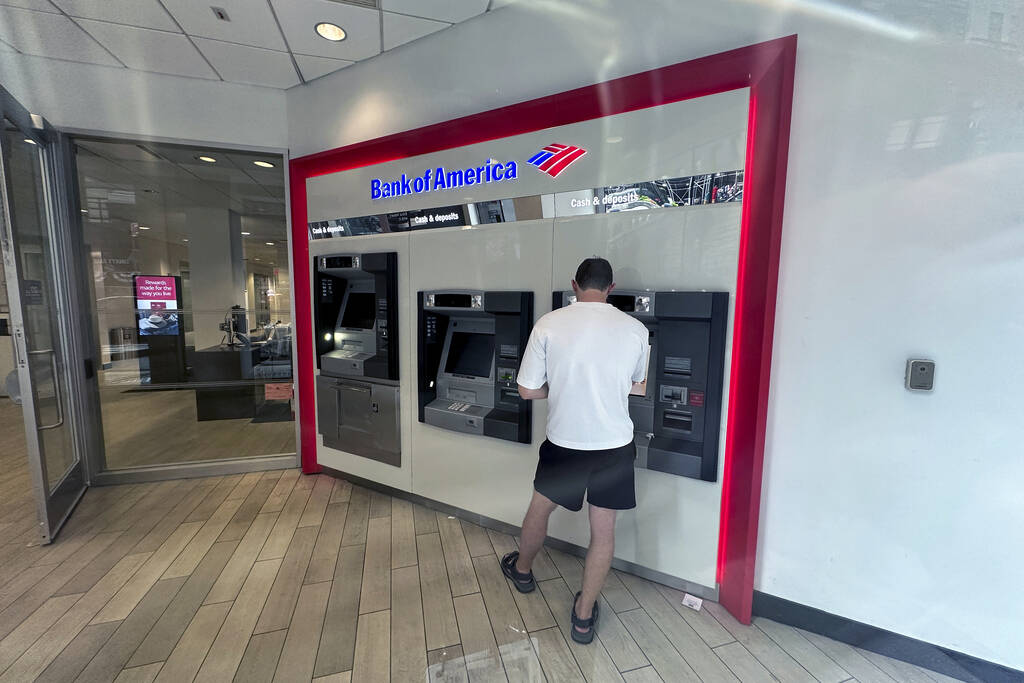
[418, 290, 533, 444]
[553, 290, 729, 481]
[314, 253, 401, 466]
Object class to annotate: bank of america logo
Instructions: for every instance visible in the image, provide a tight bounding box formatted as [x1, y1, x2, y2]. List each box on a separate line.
[526, 144, 587, 178]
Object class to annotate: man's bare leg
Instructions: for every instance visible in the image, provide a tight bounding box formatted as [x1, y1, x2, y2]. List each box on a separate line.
[515, 491, 558, 573]
[575, 504, 616, 631]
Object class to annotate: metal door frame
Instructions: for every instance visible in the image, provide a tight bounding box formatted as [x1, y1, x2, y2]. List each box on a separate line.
[0, 87, 88, 543]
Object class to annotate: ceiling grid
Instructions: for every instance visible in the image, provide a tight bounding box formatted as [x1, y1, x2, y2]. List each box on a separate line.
[0, 0, 500, 89]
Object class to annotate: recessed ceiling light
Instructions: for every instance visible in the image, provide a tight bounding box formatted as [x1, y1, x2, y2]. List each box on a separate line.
[606, 136, 623, 144]
[265, 242, 275, 246]
[241, 231, 251, 236]
[254, 257, 261, 261]
[80, 209, 88, 214]
[139, 226, 151, 230]
[183, 238, 190, 242]
[24, 139, 36, 145]
[253, 161, 275, 168]
[197, 155, 217, 163]
[315, 22, 346, 41]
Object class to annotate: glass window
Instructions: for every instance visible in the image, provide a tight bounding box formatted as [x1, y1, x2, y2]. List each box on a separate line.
[74, 138, 293, 469]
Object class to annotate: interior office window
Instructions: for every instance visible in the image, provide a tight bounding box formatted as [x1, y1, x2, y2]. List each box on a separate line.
[74, 138, 293, 470]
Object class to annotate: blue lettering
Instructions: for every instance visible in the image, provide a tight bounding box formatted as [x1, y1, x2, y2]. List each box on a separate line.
[465, 168, 477, 184]
[505, 161, 517, 179]
[372, 158, 518, 199]
[413, 176, 424, 193]
[433, 167, 447, 190]
[447, 169, 463, 187]
[493, 163, 504, 180]
[423, 168, 431, 191]
[371, 178, 382, 199]
[400, 173, 412, 195]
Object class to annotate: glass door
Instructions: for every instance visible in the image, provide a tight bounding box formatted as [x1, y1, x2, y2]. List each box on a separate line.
[0, 105, 86, 543]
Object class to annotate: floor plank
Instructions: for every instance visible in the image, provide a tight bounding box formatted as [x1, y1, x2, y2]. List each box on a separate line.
[754, 617, 852, 683]
[0, 592, 82, 672]
[427, 645, 470, 683]
[235, 629, 287, 683]
[453, 592, 506, 683]
[255, 525, 318, 633]
[621, 666, 663, 683]
[193, 558, 282, 682]
[162, 497, 244, 579]
[314, 545, 365, 678]
[257, 480, 314, 561]
[73, 576, 188, 683]
[618, 608, 701, 682]
[417, 533, 461, 651]
[298, 475, 335, 528]
[714, 641, 776, 682]
[34, 621, 120, 683]
[391, 498, 418, 569]
[471, 555, 545, 681]
[436, 512, 479, 597]
[341, 487, 370, 547]
[532, 626, 586, 682]
[617, 572, 738, 683]
[352, 610, 391, 683]
[369, 489, 393, 519]
[702, 600, 816, 683]
[461, 520, 494, 557]
[359, 516, 392, 614]
[798, 629, 898, 683]
[113, 663, 163, 683]
[128, 539, 237, 667]
[391, 565, 428, 683]
[305, 502, 348, 584]
[273, 580, 331, 683]
[537, 577, 629, 683]
[412, 503, 438, 535]
[153, 601, 232, 683]
[205, 513, 277, 605]
[329, 478, 352, 504]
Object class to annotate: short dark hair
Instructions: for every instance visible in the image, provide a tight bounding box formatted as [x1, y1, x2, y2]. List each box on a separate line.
[575, 257, 614, 291]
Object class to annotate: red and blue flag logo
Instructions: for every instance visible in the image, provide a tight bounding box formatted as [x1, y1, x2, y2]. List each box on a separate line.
[526, 143, 587, 178]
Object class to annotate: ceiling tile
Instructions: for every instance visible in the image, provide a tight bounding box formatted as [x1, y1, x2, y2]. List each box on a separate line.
[0, 7, 121, 65]
[294, 53, 352, 81]
[381, 0, 487, 23]
[382, 11, 448, 50]
[50, 0, 179, 32]
[76, 20, 219, 79]
[161, 0, 287, 51]
[194, 38, 299, 88]
[270, 0, 381, 61]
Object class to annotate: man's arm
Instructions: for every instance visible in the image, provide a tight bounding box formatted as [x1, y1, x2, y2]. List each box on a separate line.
[518, 383, 548, 400]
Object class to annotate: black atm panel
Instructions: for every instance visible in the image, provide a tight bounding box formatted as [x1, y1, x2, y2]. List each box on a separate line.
[418, 290, 533, 444]
[553, 289, 728, 482]
[314, 251, 401, 467]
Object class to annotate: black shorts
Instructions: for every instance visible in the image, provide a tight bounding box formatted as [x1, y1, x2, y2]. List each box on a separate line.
[533, 439, 636, 511]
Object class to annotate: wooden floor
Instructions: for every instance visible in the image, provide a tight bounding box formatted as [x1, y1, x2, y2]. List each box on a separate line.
[0, 402, 969, 683]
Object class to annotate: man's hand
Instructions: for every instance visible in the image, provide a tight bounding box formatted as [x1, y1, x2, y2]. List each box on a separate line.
[518, 383, 549, 400]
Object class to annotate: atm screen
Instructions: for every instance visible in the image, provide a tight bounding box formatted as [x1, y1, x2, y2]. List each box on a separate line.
[608, 294, 636, 312]
[445, 332, 495, 378]
[340, 292, 376, 329]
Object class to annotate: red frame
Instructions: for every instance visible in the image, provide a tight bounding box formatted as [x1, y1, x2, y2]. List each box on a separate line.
[289, 36, 797, 623]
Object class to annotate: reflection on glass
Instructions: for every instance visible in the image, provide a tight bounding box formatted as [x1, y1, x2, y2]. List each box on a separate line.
[75, 138, 294, 469]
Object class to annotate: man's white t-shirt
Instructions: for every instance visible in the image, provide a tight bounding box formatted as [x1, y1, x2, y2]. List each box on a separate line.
[517, 301, 650, 450]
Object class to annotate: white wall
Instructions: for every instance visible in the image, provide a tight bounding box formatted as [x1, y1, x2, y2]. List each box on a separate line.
[287, 0, 1024, 670]
[0, 53, 287, 149]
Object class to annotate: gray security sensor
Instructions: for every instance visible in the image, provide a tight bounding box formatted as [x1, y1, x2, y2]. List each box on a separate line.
[905, 359, 935, 391]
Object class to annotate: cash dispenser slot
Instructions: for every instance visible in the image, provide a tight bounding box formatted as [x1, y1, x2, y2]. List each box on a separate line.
[419, 290, 533, 444]
[314, 252, 401, 466]
[553, 289, 728, 482]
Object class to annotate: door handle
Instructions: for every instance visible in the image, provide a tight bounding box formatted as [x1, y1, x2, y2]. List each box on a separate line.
[28, 349, 64, 431]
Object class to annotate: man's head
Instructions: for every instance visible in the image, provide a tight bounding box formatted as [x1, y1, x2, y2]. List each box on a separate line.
[572, 257, 615, 301]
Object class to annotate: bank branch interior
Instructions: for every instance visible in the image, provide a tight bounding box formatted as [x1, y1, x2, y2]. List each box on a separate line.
[1, 1, 1022, 682]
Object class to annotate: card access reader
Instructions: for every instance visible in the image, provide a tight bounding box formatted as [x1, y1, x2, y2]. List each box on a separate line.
[553, 290, 729, 481]
[418, 290, 533, 443]
[314, 253, 401, 466]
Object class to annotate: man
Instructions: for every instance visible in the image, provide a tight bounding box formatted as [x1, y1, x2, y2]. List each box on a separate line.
[500, 257, 649, 644]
